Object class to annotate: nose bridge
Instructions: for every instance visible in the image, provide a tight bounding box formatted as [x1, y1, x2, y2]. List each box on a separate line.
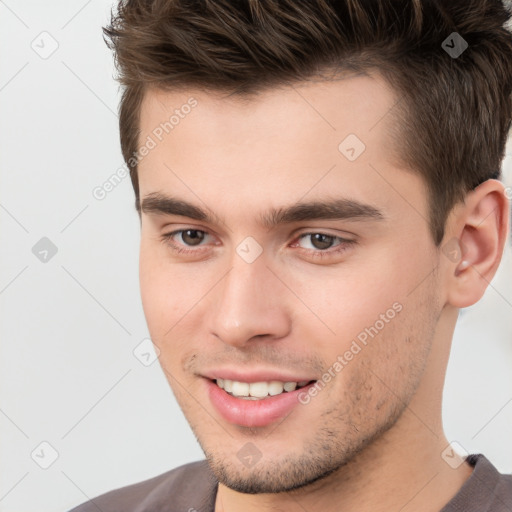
[209, 247, 289, 345]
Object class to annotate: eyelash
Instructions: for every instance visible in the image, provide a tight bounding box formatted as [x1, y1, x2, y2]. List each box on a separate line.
[160, 229, 356, 260]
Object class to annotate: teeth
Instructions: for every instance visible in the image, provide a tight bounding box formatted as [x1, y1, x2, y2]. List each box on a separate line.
[231, 381, 249, 397]
[215, 379, 311, 399]
[268, 381, 284, 396]
[249, 381, 270, 398]
[283, 381, 297, 392]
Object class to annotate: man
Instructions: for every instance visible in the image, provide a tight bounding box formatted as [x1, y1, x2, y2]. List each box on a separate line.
[70, 0, 512, 510]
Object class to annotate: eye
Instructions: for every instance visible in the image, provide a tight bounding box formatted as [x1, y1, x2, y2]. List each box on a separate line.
[161, 229, 212, 254]
[174, 229, 207, 246]
[296, 233, 341, 251]
[291, 232, 356, 259]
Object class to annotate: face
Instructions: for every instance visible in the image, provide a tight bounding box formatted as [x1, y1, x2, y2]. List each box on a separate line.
[138, 75, 443, 493]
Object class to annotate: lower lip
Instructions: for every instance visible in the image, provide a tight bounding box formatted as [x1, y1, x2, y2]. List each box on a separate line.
[205, 379, 315, 428]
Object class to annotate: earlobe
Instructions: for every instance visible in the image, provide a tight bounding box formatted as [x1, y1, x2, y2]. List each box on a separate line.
[445, 179, 509, 308]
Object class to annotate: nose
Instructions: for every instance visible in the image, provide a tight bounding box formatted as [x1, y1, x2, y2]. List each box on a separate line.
[208, 252, 291, 347]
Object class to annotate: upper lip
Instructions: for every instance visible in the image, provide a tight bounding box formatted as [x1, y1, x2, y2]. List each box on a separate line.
[201, 368, 317, 383]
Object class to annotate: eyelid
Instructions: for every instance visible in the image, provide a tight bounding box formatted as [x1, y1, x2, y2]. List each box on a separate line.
[293, 227, 356, 239]
[295, 231, 351, 243]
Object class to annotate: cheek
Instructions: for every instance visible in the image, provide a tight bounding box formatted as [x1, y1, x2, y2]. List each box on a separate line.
[139, 243, 217, 352]
[139, 260, 194, 379]
[290, 240, 435, 374]
[139, 244, 188, 340]
[287, 263, 404, 355]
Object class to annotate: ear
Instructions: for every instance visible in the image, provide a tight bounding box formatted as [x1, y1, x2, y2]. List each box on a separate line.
[443, 179, 510, 308]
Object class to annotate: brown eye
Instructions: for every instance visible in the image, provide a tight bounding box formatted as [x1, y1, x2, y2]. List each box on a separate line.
[299, 233, 338, 250]
[311, 233, 334, 250]
[161, 228, 215, 255]
[179, 229, 206, 246]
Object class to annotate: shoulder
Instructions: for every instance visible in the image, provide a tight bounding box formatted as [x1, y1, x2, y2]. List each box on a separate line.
[489, 459, 512, 510]
[68, 460, 217, 512]
[442, 454, 512, 512]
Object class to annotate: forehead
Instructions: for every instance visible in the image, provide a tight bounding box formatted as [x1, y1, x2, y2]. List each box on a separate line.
[139, 73, 399, 145]
[137, 75, 425, 229]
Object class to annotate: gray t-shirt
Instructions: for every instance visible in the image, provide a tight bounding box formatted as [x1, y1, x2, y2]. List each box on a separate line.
[69, 454, 511, 512]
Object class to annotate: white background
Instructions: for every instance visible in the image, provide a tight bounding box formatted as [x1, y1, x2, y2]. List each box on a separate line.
[0, 2, 511, 511]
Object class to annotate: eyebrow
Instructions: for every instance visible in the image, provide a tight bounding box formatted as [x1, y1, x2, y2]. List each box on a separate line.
[140, 192, 385, 229]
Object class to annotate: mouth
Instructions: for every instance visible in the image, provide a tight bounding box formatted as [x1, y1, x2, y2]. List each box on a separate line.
[205, 377, 318, 427]
[214, 378, 315, 400]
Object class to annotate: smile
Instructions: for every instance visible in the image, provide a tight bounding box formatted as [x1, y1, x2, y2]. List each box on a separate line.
[215, 378, 314, 399]
[206, 378, 318, 427]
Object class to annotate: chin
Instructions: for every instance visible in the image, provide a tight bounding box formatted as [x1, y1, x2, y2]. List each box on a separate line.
[202, 445, 352, 495]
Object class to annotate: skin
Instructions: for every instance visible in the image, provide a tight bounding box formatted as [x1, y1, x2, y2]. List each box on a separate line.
[137, 73, 509, 512]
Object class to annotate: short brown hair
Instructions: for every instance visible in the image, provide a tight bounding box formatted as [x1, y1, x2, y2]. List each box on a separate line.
[104, 0, 512, 245]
